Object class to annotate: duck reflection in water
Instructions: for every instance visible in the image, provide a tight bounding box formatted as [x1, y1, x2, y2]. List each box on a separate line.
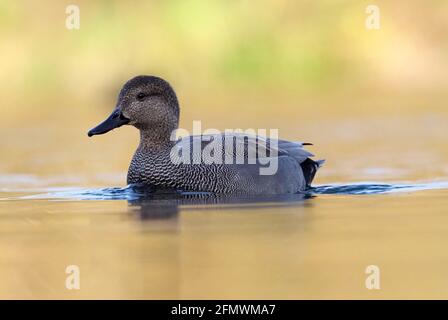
[126, 184, 313, 221]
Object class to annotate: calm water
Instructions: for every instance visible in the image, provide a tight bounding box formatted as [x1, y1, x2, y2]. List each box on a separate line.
[1, 116, 448, 299]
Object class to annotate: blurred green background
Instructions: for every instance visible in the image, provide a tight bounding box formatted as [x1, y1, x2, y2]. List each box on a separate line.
[1, 0, 447, 125]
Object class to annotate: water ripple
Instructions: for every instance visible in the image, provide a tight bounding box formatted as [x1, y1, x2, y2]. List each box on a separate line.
[9, 180, 448, 201]
[312, 181, 448, 195]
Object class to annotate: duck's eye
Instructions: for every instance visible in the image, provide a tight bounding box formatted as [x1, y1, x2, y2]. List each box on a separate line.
[136, 92, 147, 101]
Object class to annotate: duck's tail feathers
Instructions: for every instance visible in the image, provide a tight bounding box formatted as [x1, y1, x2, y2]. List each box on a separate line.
[315, 159, 325, 168]
[300, 158, 325, 187]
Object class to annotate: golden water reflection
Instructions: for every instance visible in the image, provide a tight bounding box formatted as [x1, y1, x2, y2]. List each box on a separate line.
[1, 187, 448, 299]
[1, 115, 448, 299]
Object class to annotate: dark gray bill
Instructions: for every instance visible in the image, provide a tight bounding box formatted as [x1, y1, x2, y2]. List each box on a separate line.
[87, 109, 130, 137]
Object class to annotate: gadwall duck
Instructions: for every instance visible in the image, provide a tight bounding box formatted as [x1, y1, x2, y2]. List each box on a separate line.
[88, 76, 324, 195]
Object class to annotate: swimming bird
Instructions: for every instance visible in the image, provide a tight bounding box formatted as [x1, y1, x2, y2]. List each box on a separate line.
[88, 76, 324, 195]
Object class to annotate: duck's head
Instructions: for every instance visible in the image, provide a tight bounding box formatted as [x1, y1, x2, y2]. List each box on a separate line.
[87, 75, 179, 138]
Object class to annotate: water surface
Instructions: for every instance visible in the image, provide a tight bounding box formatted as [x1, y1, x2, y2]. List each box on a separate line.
[1, 117, 448, 299]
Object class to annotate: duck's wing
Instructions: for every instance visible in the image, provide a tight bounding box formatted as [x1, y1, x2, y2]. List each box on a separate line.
[172, 133, 314, 164]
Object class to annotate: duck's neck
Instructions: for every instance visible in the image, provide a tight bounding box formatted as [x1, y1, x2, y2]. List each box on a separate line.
[138, 129, 175, 152]
[128, 129, 178, 186]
